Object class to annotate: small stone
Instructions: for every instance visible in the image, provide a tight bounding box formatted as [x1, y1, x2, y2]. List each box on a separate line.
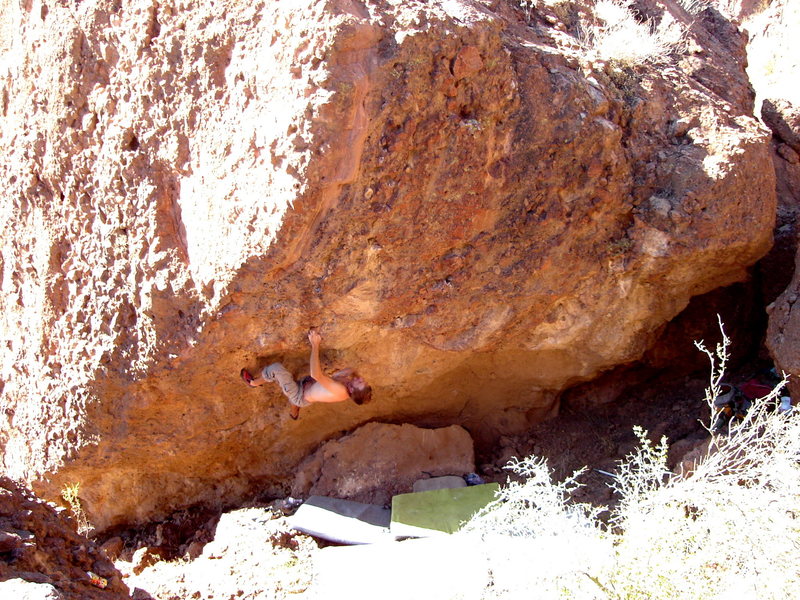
[268, 496, 303, 516]
[670, 118, 693, 137]
[185, 541, 205, 560]
[132, 588, 155, 600]
[649, 195, 672, 217]
[91, 558, 118, 579]
[131, 546, 166, 575]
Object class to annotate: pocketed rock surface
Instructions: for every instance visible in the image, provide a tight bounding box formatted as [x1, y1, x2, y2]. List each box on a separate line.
[0, 0, 776, 531]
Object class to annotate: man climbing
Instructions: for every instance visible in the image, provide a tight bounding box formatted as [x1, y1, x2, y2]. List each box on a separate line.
[240, 329, 372, 420]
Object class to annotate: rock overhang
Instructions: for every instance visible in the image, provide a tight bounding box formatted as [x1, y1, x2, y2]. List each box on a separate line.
[0, 0, 776, 531]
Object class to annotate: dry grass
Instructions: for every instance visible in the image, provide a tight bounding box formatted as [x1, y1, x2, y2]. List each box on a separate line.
[61, 482, 92, 537]
[516, 0, 686, 67]
[678, 0, 712, 15]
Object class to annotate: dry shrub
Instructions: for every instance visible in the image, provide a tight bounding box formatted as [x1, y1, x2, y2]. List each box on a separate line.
[582, 0, 685, 66]
[464, 319, 799, 599]
[461, 457, 612, 597]
[678, 0, 711, 15]
[609, 322, 798, 599]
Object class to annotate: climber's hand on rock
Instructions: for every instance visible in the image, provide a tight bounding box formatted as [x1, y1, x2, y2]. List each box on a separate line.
[308, 328, 322, 347]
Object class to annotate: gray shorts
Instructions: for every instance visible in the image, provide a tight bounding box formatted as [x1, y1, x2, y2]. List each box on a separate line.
[262, 363, 310, 407]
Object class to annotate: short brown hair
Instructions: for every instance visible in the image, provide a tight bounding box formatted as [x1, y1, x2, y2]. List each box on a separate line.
[332, 369, 373, 405]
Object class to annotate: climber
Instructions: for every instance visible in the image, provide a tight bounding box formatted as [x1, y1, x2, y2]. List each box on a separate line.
[240, 328, 372, 420]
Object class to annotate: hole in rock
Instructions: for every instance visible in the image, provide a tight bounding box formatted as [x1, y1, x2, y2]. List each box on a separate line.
[126, 134, 140, 151]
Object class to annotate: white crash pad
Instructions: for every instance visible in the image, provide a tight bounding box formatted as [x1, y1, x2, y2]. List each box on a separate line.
[290, 496, 394, 544]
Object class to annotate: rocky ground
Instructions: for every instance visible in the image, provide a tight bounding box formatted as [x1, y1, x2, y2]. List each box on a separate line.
[0, 477, 129, 599]
[487, 369, 715, 507]
[119, 509, 317, 600]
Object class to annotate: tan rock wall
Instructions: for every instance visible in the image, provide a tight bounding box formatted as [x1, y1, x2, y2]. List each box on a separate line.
[291, 423, 475, 505]
[0, 0, 776, 530]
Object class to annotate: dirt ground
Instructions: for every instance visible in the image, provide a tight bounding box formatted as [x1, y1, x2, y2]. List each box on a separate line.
[479, 370, 714, 507]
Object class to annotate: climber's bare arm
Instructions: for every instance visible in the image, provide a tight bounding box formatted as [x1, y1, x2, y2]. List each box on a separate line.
[308, 329, 325, 381]
[306, 329, 350, 402]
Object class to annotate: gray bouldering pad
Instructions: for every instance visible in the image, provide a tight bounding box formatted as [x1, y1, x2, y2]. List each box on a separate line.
[390, 483, 500, 538]
[412, 475, 467, 493]
[290, 496, 394, 545]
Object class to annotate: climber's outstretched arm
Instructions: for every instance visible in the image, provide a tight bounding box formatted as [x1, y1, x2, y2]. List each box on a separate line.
[308, 329, 324, 381]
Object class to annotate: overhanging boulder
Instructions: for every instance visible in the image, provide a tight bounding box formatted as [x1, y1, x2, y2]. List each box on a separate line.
[0, 0, 775, 530]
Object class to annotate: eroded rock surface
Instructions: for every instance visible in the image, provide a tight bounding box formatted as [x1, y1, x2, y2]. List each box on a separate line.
[0, 477, 128, 599]
[0, 0, 775, 530]
[763, 128, 800, 387]
[292, 423, 475, 505]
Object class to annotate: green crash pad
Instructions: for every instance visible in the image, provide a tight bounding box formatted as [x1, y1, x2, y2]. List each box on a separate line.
[390, 483, 500, 537]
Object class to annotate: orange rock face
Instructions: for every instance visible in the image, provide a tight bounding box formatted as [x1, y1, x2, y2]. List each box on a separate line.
[0, 0, 775, 530]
